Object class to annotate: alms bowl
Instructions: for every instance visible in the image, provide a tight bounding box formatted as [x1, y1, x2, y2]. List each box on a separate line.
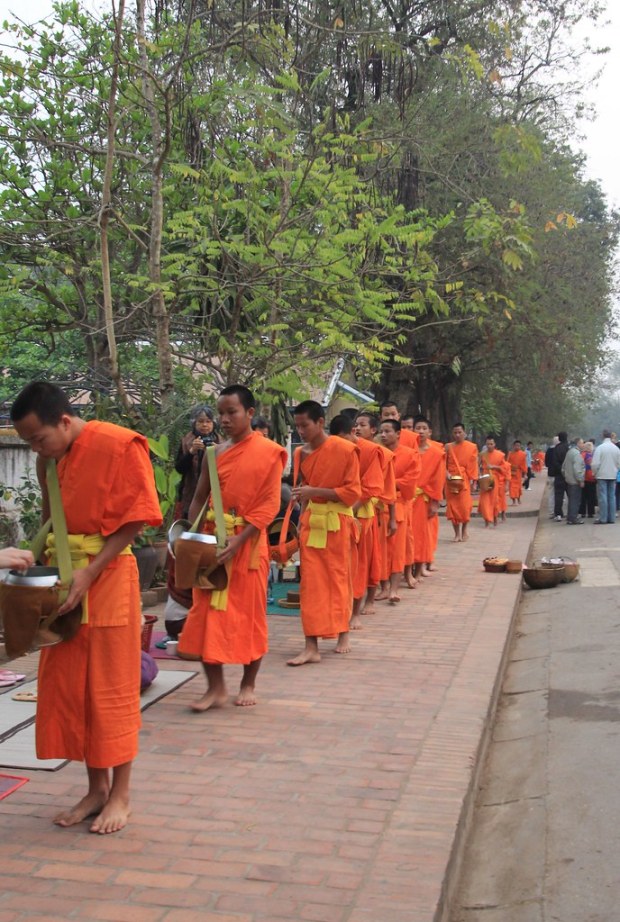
[179, 532, 217, 544]
[4, 566, 60, 588]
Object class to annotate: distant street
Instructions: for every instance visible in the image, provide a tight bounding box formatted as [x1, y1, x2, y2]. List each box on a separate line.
[451, 494, 620, 922]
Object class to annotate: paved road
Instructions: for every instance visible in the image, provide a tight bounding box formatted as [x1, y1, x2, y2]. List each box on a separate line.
[451, 493, 620, 922]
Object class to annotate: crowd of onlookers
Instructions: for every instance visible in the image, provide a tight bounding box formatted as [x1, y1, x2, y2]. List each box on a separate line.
[545, 429, 620, 525]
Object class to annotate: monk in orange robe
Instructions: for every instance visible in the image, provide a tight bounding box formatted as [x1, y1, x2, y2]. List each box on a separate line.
[377, 419, 419, 603]
[507, 440, 528, 504]
[287, 400, 361, 665]
[380, 404, 421, 586]
[532, 449, 545, 474]
[11, 381, 161, 835]
[380, 400, 420, 450]
[497, 456, 511, 521]
[354, 412, 397, 616]
[329, 415, 384, 631]
[478, 436, 506, 527]
[411, 416, 445, 577]
[445, 422, 479, 542]
[178, 385, 287, 709]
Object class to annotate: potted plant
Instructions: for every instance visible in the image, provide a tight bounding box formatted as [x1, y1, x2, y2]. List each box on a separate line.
[132, 434, 181, 589]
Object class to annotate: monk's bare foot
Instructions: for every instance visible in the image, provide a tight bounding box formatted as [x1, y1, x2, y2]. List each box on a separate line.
[404, 574, 417, 589]
[350, 614, 363, 631]
[54, 791, 108, 828]
[362, 604, 375, 615]
[90, 794, 130, 835]
[421, 567, 432, 577]
[389, 594, 401, 604]
[374, 590, 389, 601]
[287, 649, 321, 666]
[190, 688, 228, 712]
[235, 686, 256, 707]
[335, 633, 351, 654]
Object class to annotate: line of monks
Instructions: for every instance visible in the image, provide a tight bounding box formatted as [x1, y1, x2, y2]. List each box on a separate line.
[284, 407, 533, 666]
[6, 381, 536, 837]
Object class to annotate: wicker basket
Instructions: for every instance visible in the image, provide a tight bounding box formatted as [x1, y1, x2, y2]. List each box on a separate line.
[541, 557, 579, 583]
[483, 557, 508, 573]
[505, 559, 523, 574]
[522, 567, 564, 589]
[141, 614, 158, 653]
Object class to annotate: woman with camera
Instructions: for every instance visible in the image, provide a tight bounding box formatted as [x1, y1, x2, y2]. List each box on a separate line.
[174, 405, 219, 519]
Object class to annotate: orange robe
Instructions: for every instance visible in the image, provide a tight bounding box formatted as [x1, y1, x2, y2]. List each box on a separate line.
[387, 444, 419, 574]
[375, 443, 397, 583]
[507, 450, 527, 500]
[532, 450, 545, 473]
[353, 438, 385, 600]
[298, 437, 361, 637]
[445, 440, 478, 524]
[411, 443, 445, 563]
[399, 428, 420, 450]
[478, 448, 505, 524]
[403, 445, 421, 565]
[497, 459, 511, 514]
[36, 421, 161, 768]
[428, 440, 443, 561]
[179, 432, 287, 664]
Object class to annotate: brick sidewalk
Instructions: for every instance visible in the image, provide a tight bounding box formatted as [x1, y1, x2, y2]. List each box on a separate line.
[0, 480, 544, 921]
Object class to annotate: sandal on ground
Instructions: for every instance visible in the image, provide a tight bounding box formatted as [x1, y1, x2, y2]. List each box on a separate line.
[12, 689, 37, 702]
[0, 671, 26, 687]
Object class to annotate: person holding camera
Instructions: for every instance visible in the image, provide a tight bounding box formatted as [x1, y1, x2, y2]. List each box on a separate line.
[174, 405, 219, 519]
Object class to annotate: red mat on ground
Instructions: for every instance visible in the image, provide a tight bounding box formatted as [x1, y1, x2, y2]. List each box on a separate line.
[0, 773, 28, 799]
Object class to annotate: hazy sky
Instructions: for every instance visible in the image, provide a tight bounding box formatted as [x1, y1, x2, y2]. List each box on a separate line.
[1, 0, 618, 207]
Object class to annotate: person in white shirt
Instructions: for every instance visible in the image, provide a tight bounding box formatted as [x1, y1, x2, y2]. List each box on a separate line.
[592, 430, 620, 524]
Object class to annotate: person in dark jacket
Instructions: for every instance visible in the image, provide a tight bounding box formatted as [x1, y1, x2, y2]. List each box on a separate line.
[552, 431, 569, 520]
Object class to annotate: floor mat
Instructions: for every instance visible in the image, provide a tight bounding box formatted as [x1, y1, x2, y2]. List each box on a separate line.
[0, 670, 197, 771]
[267, 580, 300, 616]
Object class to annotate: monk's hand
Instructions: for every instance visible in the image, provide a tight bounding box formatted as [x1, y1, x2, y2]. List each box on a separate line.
[388, 517, 398, 537]
[291, 485, 314, 502]
[57, 567, 95, 614]
[428, 501, 439, 518]
[216, 534, 244, 564]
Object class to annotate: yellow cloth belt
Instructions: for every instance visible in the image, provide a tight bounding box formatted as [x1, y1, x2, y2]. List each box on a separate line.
[45, 533, 132, 623]
[306, 500, 354, 549]
[204, 510, 260, 611]
[415, 487, 429, 502]
[356, 499, 376, 520]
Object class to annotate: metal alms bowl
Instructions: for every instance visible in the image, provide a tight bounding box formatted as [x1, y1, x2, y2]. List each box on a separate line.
[167, 519, 192, 558]
[179, 532, 217, 544]
[4, 566, 60, 588]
